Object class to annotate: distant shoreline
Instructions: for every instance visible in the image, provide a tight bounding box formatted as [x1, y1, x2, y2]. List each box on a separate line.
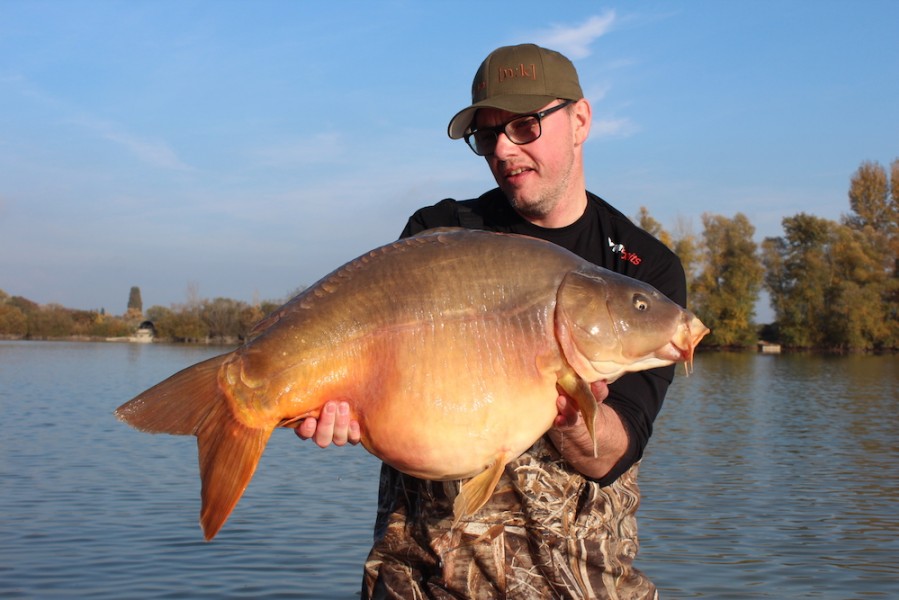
[0, 335, 239, 347]
[2, 335, 895, 356]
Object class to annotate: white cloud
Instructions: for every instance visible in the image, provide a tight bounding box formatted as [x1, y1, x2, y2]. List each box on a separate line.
[592, 117, 638, 139]
[533, 12, 617, 59]
[99, 128, 194, 171]
[2, 73, 193, 172]
[584, 83, 612, 104]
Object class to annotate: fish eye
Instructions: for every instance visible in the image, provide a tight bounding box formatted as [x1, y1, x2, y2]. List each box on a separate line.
[633, 294, 650, 311]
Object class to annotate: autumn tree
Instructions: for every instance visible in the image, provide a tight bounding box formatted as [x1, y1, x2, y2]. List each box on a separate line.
[28, 304, 75, 339]
[636, 207, 700, 296]
[636, 206, 673, 248]
[671, 216, 700, 295]
[764, 187, 897, 351]
[692, 213, 764, 347]
[841, 158, 899, 347]
[827, 225, 893, 348]
[147, 304, 206, 342]
[845, 160, 898, 239]
[0, 297, 27, 336]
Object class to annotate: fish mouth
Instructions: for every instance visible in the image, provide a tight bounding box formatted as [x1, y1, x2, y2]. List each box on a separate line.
[669, 315, 710, 375]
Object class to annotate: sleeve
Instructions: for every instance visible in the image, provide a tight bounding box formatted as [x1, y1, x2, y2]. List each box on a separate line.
[598, 248, 687, 486]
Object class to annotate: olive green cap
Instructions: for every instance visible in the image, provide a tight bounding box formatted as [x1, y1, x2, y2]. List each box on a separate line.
[447, 43, 584, 139]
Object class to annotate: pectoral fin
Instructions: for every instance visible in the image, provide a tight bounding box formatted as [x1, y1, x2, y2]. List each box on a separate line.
[452, 451, 509, 526]
[556, 369, 599, 458]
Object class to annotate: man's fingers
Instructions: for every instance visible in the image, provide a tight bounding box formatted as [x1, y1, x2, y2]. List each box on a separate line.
[590, 380, 610, 403]
[348, 419, 361, 445]
[294, 401, 361, 447]
[295, 416, 318, 440]
[554, 395, 580, 428]
[312, 402, 338, 447]
[330, 402, 351, 446]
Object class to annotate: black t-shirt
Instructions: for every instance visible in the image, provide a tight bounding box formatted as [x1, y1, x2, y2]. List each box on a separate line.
[399, 188, 687, 485]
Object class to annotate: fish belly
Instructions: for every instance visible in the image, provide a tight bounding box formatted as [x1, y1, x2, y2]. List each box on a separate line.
[353, 315, 564, 481]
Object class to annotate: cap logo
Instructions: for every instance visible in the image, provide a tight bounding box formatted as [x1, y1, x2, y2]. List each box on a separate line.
[498, 63, 537, 83]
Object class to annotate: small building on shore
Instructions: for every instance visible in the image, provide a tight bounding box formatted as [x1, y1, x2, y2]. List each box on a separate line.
[128, 321, 156, 343]
[758, 340, 782, 354]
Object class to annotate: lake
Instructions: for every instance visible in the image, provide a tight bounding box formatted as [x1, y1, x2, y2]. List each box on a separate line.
[0, 341, 897, 598]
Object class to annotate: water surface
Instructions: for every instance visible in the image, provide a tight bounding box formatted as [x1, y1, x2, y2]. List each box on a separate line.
[1, 342, 896, 598]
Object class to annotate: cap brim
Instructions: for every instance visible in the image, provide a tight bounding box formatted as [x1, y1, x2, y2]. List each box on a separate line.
[447, 94, 558, 139]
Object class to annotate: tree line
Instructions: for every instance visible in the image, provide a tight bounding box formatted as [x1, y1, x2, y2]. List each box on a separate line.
[2, 159, 896, 351]
[638, 158, 898, 350]
[0, 289, 284, 344]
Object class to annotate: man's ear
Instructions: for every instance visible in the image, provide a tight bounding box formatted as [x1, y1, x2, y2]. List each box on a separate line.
[572, 98, 592, 146]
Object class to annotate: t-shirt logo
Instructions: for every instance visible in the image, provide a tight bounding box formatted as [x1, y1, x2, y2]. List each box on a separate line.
[608, 237, 642, 265]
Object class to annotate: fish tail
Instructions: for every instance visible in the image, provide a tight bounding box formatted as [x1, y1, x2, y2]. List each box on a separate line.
[114, 354, 272, 541]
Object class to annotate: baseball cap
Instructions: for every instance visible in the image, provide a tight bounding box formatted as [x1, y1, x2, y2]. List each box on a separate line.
[447, 43, 584, 140]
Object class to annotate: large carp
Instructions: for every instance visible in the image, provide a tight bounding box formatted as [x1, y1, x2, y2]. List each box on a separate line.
[116, 228, 708, 541]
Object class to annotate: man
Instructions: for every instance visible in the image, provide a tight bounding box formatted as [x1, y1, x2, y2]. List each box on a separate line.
[297, 44, 685, 599]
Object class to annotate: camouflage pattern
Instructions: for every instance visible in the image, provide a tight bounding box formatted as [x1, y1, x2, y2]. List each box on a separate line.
[362, 437, 657, 599]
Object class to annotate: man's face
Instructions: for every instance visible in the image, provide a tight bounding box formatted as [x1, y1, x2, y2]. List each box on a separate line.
[474, 100, 581, 222]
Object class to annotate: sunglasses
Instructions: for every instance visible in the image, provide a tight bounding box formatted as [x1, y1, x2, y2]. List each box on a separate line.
[464, 100, 574, 156]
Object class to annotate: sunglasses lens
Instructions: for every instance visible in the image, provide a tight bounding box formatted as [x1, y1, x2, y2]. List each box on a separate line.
[506, 115, 541, 145]
[467, 131, 495, 156]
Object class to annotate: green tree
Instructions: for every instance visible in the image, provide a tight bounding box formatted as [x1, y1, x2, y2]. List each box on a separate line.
[762, 210, 895, 350]
[692, 213, 764, 347]
[762, 214, 835, 348]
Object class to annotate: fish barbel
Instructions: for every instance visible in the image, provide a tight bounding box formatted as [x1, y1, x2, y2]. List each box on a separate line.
[115, 228, 709, 540]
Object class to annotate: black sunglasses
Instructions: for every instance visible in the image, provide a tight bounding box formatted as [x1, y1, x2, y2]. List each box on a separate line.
[464, 100, 574, 156]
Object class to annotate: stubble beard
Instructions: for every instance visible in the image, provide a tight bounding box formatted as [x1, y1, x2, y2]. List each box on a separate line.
[503, 159, 574, 224]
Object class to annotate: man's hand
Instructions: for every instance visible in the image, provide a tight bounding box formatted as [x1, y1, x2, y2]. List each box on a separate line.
[548, 380, 629, 480]
[294, 401, 361, 448]
[553, 380, 610, 428]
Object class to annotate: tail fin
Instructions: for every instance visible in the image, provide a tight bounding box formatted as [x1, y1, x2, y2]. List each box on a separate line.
[114, 354, 273, 540]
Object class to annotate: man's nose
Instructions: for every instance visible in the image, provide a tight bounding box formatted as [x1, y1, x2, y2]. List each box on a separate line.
[491, 131, 517, 159]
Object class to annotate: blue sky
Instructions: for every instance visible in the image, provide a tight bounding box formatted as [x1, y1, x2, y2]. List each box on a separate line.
[2, 1, 897, 314]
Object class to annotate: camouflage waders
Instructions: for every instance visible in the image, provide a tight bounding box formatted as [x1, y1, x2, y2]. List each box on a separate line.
[362, 437, 658, 600]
